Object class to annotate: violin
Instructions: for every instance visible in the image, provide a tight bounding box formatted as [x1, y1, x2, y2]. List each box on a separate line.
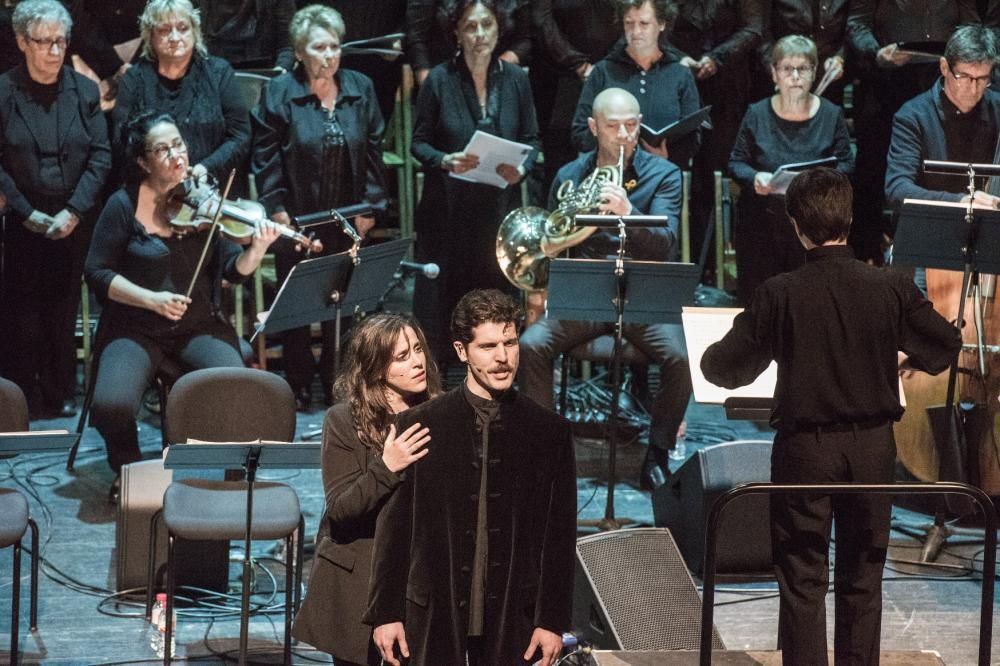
[166, 178, 324, 253]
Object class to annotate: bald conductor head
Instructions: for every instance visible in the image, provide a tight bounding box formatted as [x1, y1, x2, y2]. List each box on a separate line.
[588, 87, 642, 166]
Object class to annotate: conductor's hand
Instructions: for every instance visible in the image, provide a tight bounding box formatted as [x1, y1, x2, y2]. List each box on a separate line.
[381, 422, 431, 473]
[149, 292, 191, 321]
[442, 152, 480, 175]
[524, 627, 562, 666]
[753, 171, 774, 195]
[496, 163, 524, 186]
[876, 43, 912, 68]
[598, 182, 632, 216]
[373, 622, 409, 666]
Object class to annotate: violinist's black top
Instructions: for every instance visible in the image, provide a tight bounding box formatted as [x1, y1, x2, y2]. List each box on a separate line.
[85, 187, 249, 337]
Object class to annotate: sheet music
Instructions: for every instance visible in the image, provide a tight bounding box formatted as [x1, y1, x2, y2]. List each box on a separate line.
[450, 130, 532, 189]
[682, 307, 778, 404]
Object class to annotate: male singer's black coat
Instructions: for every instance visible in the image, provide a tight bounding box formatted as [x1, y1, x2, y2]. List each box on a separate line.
[364, 386, 576, 666]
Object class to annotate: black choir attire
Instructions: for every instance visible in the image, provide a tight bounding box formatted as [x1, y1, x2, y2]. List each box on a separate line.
[519, 149, 690, 466]
[757, 0, 851, 104]
[0, 7, 17, 75]
[111, 54, 251, 186]
[410, 56, 539, 360]
[571, 39, 703, 169]
[293, 402, 402, 666]
[530, 0, 619, 189]
[846, 0, 979, 261]
[728, 98, 854, 304]
[67, 0, 145, 76]
[196, 0, 296, 71]
[885, 80, 1000, 209]
[251, 67, 387, 404]
[0, 65, 111, 416]
[84, 188, 251, 473]
[702, 244, 960, 665]
[364, 385, 576, 666]
[405, 0, 533, 78]
[668, 0, 763, 267]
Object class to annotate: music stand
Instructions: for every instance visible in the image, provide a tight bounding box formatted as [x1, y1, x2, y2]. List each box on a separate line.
[547, 238, 699, 530]
[894, 191, 1000, 559]
[253, 238, 412, 376]
[164, 441, 321, 666]
[0, 431, 80, 459]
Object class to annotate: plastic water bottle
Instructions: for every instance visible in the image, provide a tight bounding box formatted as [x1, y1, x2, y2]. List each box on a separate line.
[150, 592, 175, 657]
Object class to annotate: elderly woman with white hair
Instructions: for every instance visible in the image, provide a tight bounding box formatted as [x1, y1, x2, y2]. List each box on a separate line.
[0, 0, 111, 418]
[111, 0, 249, 184]
[251, 4, 387, 411]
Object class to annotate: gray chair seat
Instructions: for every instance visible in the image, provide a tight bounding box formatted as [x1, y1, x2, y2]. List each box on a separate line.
[163, 479, 301, 541]
[0, 488, 28, 548]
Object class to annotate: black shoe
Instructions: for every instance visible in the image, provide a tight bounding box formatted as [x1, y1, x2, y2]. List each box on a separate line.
[294, 388, 312, 412]
[108, 475, 121, 505]
[58, 399, 77, 418]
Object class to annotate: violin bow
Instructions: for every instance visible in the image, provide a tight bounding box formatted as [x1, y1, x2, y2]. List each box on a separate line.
[184, 169, 237, 299]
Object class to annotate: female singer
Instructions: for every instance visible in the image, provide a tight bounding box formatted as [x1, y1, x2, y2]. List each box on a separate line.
[0, 0, 111, 418]
[292, 312, 440, 666]
[85, 111, 281, 491]
[570, 0, 702, 169]
[728, 34, 854, 304]
[251, 4, 387, 410]
[410, 0, 539, 361]
[111, 0, 249, 185]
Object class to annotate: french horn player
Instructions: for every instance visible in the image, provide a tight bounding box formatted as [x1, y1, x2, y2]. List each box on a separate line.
[514, 87, 691, 491]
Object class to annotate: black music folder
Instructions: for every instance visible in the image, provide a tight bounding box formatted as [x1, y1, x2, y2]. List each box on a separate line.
[640, 105, 713, 148]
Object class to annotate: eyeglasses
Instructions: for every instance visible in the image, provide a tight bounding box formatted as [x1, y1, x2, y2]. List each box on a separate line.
[26, 36, 68, 52]
[948, 66, 992, 87]
[154, 22, 192, 39]
[776, 64, 815, 77]
[146, 138, 187, 160]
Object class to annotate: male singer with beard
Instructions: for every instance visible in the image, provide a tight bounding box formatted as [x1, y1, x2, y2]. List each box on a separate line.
[365, 289, 576, 666]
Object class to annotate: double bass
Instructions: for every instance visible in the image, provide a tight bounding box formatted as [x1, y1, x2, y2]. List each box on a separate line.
[895, 190, 1000, 496]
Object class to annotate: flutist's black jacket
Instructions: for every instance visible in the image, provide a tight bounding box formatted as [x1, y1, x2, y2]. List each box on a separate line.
[364, 386, 576, 666]
[702, 245, 961, 431]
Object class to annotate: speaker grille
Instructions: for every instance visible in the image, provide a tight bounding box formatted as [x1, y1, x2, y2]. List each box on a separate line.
[576, 528, 724, 650]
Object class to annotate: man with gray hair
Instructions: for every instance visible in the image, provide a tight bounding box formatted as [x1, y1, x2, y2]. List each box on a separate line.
[885, 24, 1000, 211]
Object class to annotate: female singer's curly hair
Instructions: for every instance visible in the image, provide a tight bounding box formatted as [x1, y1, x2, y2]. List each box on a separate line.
[123, 110, 180, 187]
[334, 313, 442, 451]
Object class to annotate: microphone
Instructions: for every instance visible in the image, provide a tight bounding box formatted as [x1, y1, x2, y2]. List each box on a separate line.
[294, 203, 373, 228]
[399, 260, 440, 279]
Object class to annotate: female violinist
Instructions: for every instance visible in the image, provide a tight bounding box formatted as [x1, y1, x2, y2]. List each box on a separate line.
[84, 111, 281, 496]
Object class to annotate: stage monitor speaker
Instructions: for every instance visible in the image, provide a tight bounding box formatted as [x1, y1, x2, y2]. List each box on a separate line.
[652, 440, 772, 575]
[115, 459, 228, 593]
[572, 528, 725, 651]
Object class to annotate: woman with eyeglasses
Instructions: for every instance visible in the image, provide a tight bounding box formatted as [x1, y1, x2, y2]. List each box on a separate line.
[111, 0, 250, 186]
[728, 34, 854, 304]
[251, 4, 387, 411]
[0, 0, 111, 418]
[84, 111, 281, 493]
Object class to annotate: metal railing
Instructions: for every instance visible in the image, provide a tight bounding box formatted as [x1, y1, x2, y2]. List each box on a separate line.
[699, 482, 997, 666]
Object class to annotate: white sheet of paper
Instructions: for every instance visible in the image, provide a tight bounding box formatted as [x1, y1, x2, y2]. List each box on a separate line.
[449, 130, 532, 189]
[682, 307, 778, 404]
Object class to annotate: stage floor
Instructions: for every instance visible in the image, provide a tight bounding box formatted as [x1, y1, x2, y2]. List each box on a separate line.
[0, 394, 996, 665]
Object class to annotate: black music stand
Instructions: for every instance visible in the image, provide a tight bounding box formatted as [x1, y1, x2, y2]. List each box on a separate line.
[0, 432, 80, 459]
[253, 238, 412, 376]
[164, 441, 321, 666]
[894, 192, 1000, 559]
[547, 226, 699, 530]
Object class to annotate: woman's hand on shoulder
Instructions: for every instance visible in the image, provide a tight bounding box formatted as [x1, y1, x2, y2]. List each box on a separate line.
[381, 422, 431, 473]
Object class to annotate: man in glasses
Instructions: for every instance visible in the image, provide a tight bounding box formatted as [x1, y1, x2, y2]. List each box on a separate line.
[885, 24, 1000, 210]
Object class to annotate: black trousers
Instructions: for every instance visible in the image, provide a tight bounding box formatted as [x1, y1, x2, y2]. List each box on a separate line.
[90, 318, 243, 473]
[770, 422, 896, 666]
[0, 211, 88, 411]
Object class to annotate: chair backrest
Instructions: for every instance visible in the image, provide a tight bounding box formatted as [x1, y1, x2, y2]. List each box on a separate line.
[0, 377, 29, 431]
[165, 368, 296, 444]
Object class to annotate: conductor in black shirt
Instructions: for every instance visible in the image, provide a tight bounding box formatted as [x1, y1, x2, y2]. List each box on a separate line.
[701, 168, 961, 665]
